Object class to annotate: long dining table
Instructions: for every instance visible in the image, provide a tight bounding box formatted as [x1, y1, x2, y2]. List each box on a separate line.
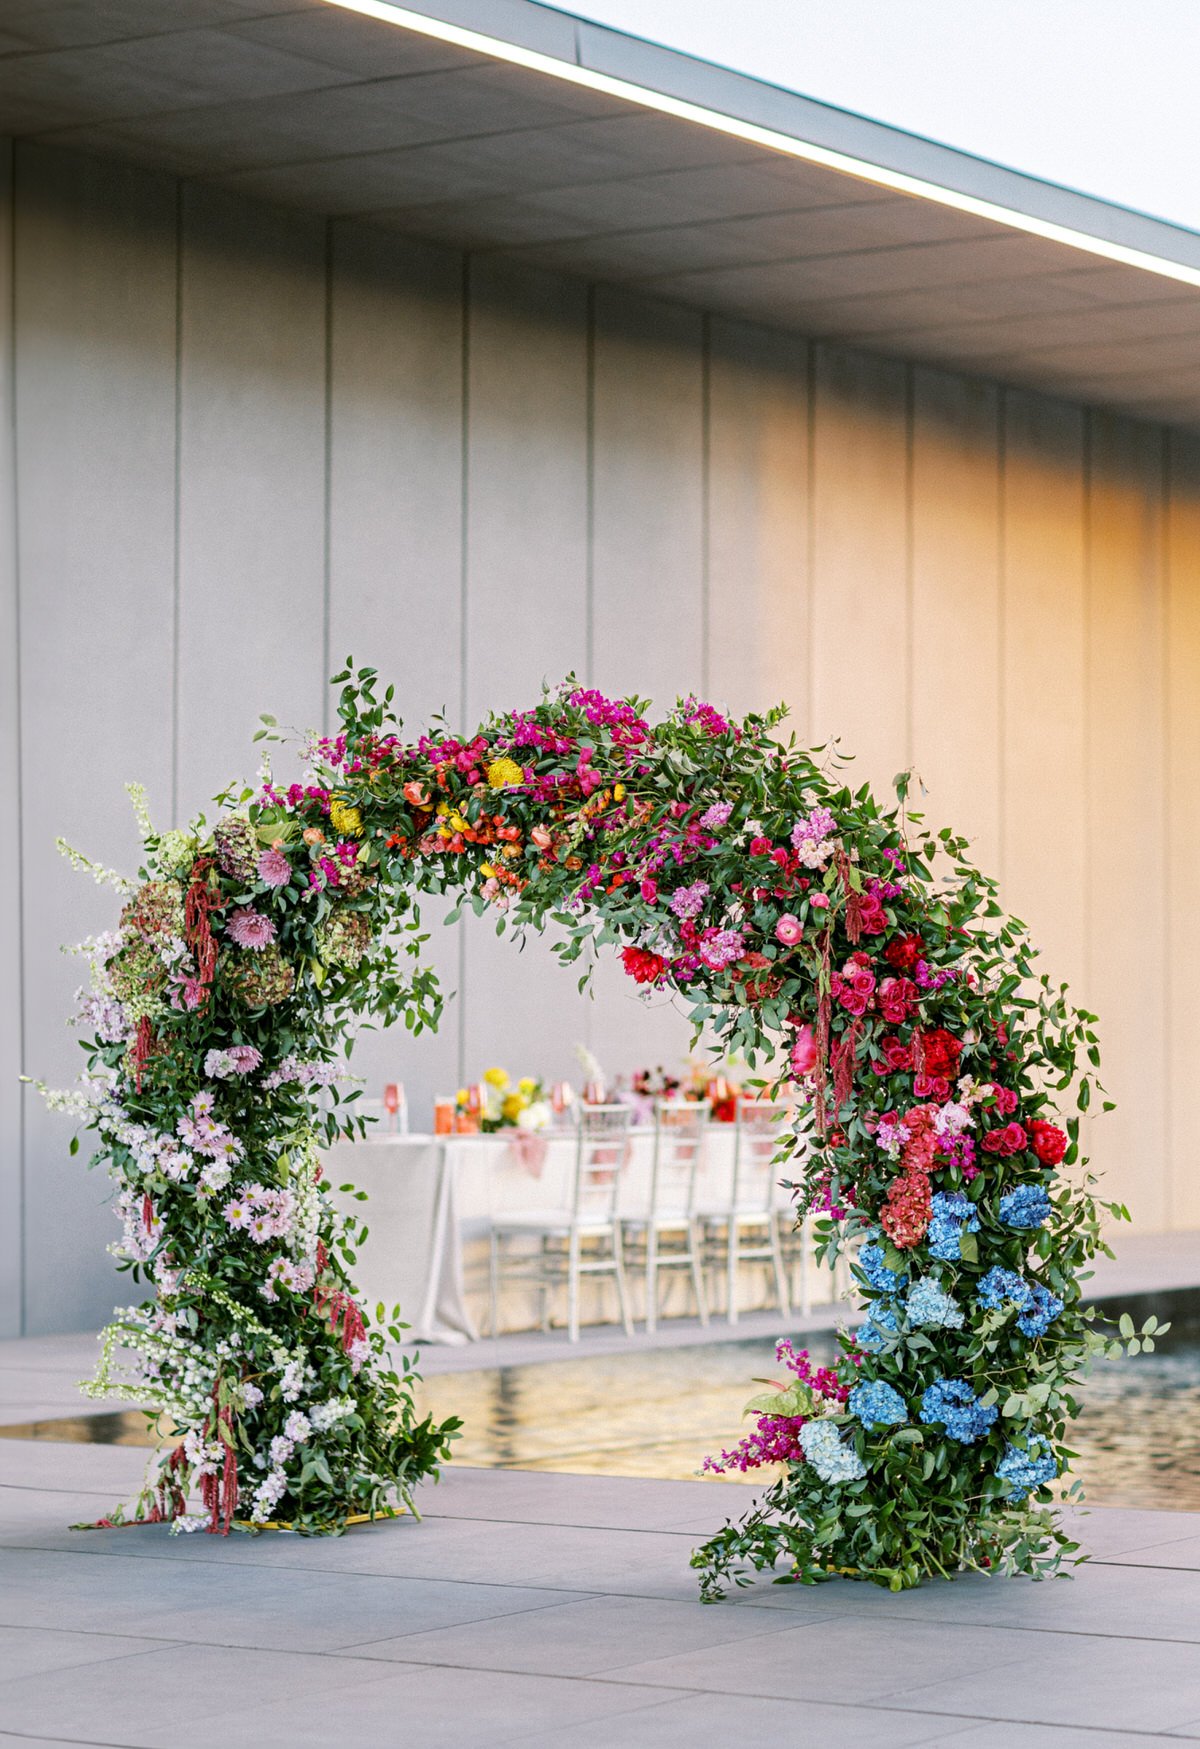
[325, 1123, 809, 1343]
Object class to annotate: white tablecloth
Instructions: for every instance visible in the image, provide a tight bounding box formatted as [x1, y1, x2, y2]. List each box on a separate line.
[327, 1124, 789, 1344]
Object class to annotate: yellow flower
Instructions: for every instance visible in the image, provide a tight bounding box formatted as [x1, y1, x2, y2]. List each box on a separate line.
[481, 862, 499, 879]
[502, 1092, 528, 1123]
[483, 1066, 509, 1089]
[448, 812, 469, 833]
[329, 799, 364, 838]
[486, 757, 524, 789]
[518, 1077, 537, 1096]
[436, 801, 449, 818]
[613, 783, 626, 802]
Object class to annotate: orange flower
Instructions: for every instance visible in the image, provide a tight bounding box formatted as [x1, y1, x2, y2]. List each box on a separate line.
[403, 781, 431, 807]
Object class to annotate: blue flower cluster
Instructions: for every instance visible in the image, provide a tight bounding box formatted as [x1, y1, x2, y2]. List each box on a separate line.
[849, 1379, 908, 1429]
[996, 1436, 1057, 1499]
[799, 1418, 867, 1483]
[999, 1184, 1052, 1229]
[919, 1377, 999, 1444]
[905, 1276, 965, 1330]
[927, 1192, 980, 1261]
[857, 1241, 904, 1294]
[978, 1267, 1062, 1337]
[856, 1302, 898, 1352]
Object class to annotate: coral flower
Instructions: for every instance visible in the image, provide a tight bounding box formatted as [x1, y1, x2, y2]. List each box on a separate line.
[403, 781, 430, 807]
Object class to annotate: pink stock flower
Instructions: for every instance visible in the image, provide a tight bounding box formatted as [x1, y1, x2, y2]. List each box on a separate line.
[226, 907, 276, 950]
[775, 913, 803, 946]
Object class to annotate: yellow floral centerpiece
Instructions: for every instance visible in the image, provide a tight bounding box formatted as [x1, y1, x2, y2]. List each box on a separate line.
[471, 1067, 551, 1134]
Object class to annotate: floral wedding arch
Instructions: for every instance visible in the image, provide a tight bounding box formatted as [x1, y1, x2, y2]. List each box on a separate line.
[51, 664, 1145, 1590]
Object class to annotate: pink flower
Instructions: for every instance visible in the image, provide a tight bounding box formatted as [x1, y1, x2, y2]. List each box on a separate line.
[640, 878, 658, 903]
[810, 893, 830, 910]
[791, 1024, 818, 1075]
[257, 849, 292, 889]
[775, 913, 803, 946]
[226, 907, 276, 950]
[228, 1045, 262, 1075]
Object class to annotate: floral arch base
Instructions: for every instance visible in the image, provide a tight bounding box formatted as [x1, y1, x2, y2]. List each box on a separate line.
[54, 664, 1143, 1587]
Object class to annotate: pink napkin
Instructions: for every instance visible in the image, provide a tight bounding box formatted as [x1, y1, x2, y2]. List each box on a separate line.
[508, 1129, 549, 1177]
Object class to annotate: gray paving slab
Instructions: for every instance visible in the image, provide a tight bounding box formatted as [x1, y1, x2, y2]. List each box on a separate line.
[1060, 1504, 1200, 1557]
[0, 1545, 592, 1652]
[519, 1690, 981, 1747]
[334, 1590, 814, 1673]
[0, 1440, 149, 1495]
[942, 1729, 1191, 1748]
[418, 1463, 745, 1531]
[183, 1667, 694, 1749]
[887, 1634, 1200, 1732]
[0, 1622, 168, 1684]
[0, 1644, 413, 1743]
[1102, 1533, 1200, 1569]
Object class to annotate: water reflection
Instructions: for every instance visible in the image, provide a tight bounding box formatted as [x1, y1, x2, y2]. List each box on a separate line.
[5, 1328, 1199, 1512]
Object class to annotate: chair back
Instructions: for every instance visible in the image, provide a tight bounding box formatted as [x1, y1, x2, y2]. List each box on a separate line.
[571, 1103, 632, 1226]
[732, 1097, 792, 1214]
[649, 1098, 709, 1221]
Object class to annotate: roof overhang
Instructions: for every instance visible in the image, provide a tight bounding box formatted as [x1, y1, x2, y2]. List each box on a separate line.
[6, 0, 1200, 427]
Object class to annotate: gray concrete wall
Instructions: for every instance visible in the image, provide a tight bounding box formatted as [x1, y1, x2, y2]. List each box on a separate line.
[2, 139, 1198, 1336]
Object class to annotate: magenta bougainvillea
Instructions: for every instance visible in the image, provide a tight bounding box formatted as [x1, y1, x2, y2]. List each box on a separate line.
[51, 664, 1151, 1585]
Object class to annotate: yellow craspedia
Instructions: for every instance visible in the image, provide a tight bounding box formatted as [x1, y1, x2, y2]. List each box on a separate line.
[486, 757, 523, 789]
[502, 1092, 527, 1123]
[484, 1066, 509, 1089]
[330, 799, 364, 838]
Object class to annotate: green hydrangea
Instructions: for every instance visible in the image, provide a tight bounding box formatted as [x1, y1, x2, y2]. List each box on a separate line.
[225, 942, 295, 1007]
[317, 910, 372, 968]
[153, 830, 197, 877]
[213, 814, 257, 884]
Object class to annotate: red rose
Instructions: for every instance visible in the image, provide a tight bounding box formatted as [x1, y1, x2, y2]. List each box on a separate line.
[884, 933, 924, 972]
[857, 891, 888, 935]
[914, 1073, 950, 1101]
[878, 976, 917, 1025]
[877, 1036, 913, 1074]
[981, 1121, 1027, 1157]
[620, 946, 667, 986]
[1027, 1119, 1067, 1165]
[921, 1028, 962, 1080]
[990, 1084, 1018, 1116]
[749, 837, 772, 856]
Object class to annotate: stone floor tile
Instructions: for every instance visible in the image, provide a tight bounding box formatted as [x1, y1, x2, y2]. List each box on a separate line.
[419, 1463, 742, 1532]
[1102, 1535, 1200, 1570]
[889, 1634, 1200, 1733]
[941, 1725, 1191, 1747]
[1061, 1506, 1200, 1559]
[0, 1623, 168, 1683]
[0, 1439, 149, 1495]
[0, 1644, 408, 1741]
[159, 1664, 692, 1749]
[335, 1590, 813, 1673]
[520, 1690, 978, 1747]
[601, 1614, 1022, 1703]
[0, 1545, 590, 1651]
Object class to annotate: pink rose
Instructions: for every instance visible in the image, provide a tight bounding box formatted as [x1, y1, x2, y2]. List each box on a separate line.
[641, 878, 659, 903]
[810, 893, 830, 910]
[775, 913, 803, 945]
[790, 1024, 818, 1075]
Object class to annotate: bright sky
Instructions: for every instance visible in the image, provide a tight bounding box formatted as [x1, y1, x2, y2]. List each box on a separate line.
[564, 0, 1200, 233]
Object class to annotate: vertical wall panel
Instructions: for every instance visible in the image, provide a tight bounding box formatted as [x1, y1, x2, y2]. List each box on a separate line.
[911, 369, 1002, 873]
[327, 223, 465, 1128]
[811, 345, 909, 795]
[707, 316, 809, 727]
[461, 259, 591, 1093]
[0, 141, 20, 1333]
[1165, 432, 1200, 1228]
[176, 185, 327, 821]
[1002, 392, 1087, 1002]
[589, 288, 705, 1079]
[1086, 414, 1167, 1224]
[15, 146, 178, 1333]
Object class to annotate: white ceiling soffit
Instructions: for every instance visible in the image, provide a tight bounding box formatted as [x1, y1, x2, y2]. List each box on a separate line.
[5, 0, 1200, 428]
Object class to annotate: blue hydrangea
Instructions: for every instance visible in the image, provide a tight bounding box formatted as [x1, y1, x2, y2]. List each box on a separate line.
[799, 1418, 868, 1483]
[999, 1184, 1052, 1229]
[996, 1436, 1057, 1499]
[905, 1276, 965, 1330]
[919, 1377, 999, 1445]
[1016, 1282, 1064, 1338]
[978, 1266, 1029, 1311]
[849, 1378, 908, 1429]
[856, 1302, 899, 1352]
[927, 1192, 980, 1261]
[857, 1241, 904, 1295]
[977, 1268, 1062, 1338]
